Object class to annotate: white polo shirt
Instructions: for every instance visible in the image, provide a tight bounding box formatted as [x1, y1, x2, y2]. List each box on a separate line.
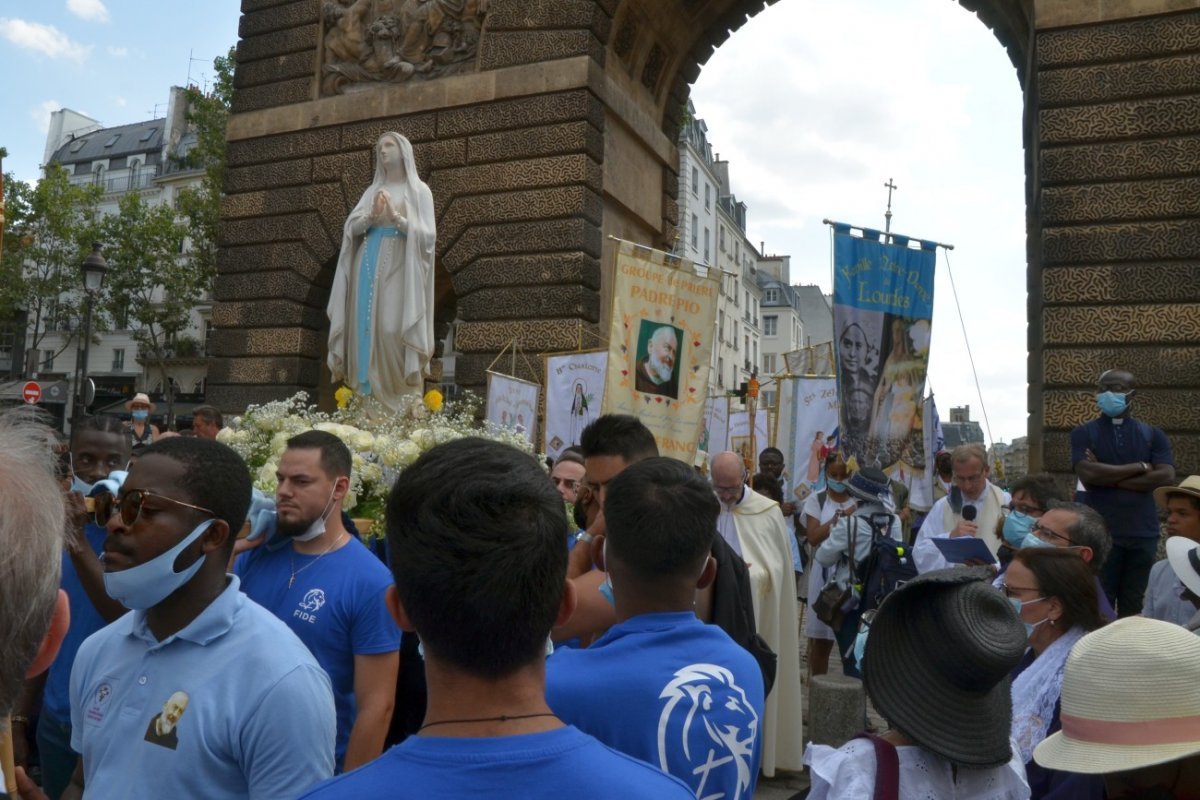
[70, 575, 336, 799]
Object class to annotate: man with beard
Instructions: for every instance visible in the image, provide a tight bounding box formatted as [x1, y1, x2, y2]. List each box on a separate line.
[635, 326, 679, 398]
[235, 431, 400, 773]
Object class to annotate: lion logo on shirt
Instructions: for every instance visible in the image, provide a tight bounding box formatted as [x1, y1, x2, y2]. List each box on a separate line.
[657, 663, 759, 799]
[299, 588, 326, 613]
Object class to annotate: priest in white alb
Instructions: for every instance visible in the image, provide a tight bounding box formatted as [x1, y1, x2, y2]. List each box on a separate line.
[711, 451, 804, 775]
[912, 443, 1011, 573]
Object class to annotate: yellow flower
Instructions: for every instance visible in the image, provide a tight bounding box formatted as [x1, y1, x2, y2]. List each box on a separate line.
[335, 386, 354, 410]
[423, 389, 444, 413]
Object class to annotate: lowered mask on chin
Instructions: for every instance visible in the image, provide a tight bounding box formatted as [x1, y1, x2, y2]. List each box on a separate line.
[103, 519, 214, 610]
[284, 484, 339, 542]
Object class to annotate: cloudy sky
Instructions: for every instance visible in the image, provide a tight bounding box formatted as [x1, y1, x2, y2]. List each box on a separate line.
[1, 0, 241, 183]
[2, 1, 1029, 443]
[691, 0, 1028, 445]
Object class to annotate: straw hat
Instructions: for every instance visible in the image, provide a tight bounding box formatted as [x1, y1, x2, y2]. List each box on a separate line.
[1154, 474, 1200, 509]
[845, 466, 890, 504]
[125, 392, 156, 412]
[862, 566, 1026, 767]
[1167, 536, 1200, 599]
[1033, 617, 1200, 773]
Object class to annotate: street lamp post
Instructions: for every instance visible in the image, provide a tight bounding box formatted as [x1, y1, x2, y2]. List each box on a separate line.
[72, 242, 108, 426]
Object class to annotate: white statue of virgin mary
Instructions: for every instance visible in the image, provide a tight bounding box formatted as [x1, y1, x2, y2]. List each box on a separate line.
[327, 132, 437, 409]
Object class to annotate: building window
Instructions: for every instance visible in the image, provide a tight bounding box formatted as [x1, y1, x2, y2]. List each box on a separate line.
[703, 228, 710, 262]
[705, 183, 711, 211]
[734, 241, 740, 262]
[719, 226, 726, 252]
[93, 163, 106, 188]
[691, 214, 698, 249]
[718, 310, 725, 341]
[691, 167, 698, 195]
[764, 315, 778, 336]
[763, 354, 776, 374]
[764, 288, 780, 303]
[112, 348, 125, 371]
[764, 390, 776, 408]
[717, 357, 724, 387]
[42, 352, 54, 371]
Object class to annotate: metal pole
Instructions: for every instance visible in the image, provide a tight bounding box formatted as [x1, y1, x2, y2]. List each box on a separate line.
[74, 292, 95, 425]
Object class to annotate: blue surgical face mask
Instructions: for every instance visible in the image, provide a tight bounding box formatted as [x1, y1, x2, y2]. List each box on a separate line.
[1021, 530, 1055, 550]
[286, 483, 339, 543]
[827, 479, 847, 493]
[1096, 391, 1128, 418]
[598, 540, 615, 606]
[1006, 595, 1049, 637]
[131, 410, 149, 422]
[1003, 511, 1035, 547]
[853, 624, 869, 671]
[103, 519, 214, 610]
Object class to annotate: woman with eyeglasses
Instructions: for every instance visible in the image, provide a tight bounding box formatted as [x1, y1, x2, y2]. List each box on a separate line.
[1005, 548, 1107, 799]
[996, 474, 1067, 570]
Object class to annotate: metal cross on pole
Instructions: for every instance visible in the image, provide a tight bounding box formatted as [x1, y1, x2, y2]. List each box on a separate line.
[883, 177, 898, 234]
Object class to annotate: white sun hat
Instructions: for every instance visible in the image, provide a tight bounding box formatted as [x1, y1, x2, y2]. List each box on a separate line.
[1167, 536, 1200, 599]
[1033, 616, 1200, 774]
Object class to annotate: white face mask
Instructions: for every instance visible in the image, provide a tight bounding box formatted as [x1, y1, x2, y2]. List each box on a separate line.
[288, 483, 339, 542]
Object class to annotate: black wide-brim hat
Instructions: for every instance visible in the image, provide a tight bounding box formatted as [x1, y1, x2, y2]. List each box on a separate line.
[862, 566, 1027, 767]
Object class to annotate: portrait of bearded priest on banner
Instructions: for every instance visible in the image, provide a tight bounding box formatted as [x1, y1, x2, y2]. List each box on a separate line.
[635, 321, 682, 400]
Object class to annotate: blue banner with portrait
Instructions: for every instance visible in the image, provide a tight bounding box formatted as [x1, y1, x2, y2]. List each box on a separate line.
[830, 222, 937, 477]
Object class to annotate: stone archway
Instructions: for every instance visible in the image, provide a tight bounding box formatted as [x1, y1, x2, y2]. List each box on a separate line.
[212, 0, 1200, 479]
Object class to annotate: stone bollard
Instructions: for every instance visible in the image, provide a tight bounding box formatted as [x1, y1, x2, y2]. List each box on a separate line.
[808, 673, 865, 748]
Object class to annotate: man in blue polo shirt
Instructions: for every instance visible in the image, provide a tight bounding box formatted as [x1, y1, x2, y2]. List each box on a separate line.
[298, 438, 693, 800]
[1072, 368, 1175, 616]
[235, 430, 399, 772]
[54, 437, 335, 800]
[546, 457, 765, 799]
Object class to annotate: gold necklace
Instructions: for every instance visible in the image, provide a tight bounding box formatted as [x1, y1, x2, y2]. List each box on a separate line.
[289, 532, 347, 588]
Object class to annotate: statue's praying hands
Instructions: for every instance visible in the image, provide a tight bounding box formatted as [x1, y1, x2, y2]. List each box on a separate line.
[372, 188, 408, 231]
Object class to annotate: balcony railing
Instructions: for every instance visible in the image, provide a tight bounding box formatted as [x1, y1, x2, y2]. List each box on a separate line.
[69, 168, 160, 194]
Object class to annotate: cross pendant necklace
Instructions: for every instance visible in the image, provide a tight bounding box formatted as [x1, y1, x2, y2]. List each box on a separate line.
[289, 532, 347, 588]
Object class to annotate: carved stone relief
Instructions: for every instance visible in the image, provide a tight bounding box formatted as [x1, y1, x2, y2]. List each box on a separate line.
[320, 0, 490, 95]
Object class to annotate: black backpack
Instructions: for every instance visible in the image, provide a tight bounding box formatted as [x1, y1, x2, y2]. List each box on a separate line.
[855, 512, 918, 613]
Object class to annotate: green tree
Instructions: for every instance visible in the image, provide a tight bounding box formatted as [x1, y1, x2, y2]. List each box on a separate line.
[175, 47, 235, 279]
[0, 164, 102, 370]
[100, 192, 196, 425]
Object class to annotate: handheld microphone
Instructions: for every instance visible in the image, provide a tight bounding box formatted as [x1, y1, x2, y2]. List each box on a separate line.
[961, 505, 977, 522]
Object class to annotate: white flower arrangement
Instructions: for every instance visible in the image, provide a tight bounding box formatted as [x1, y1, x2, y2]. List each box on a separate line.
[217, 389, 534, 530]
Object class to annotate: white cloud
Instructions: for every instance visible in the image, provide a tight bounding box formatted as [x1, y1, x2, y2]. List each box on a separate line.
[31, 99, 63, 133]
[114, 95, 126, 107]
[691, 0, 1029, 442]
[107, 45, 127, 57]
[0, 18, 91, 62]
[67, 0, 110, 23]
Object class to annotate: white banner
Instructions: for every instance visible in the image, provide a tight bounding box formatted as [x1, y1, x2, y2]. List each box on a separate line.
[908, 394, 941, 512]
[544, 350, 607, 460]
[485, 371, 540, 447]
[699, 395, 730, 460]
[726, 409, 769, 470]
[785, 377, 839, 502]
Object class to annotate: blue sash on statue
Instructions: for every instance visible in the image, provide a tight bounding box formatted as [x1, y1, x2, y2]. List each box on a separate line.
[357, 225, 405, 395]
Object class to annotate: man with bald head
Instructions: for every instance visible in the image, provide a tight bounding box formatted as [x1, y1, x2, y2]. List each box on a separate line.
[1071, 368, 1175, 616]
[711, 451, 804, 776]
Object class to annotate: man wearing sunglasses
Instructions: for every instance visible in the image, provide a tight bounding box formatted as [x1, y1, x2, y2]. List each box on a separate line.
[37, 437, 336, 800]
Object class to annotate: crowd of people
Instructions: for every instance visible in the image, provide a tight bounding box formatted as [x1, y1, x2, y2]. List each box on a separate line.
[2, 365, 1200, 799]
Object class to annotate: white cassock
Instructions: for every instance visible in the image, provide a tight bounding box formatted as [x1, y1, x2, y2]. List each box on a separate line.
[717, 487, 805, 775]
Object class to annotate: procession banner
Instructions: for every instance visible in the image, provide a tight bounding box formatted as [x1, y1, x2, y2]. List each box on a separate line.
[783, 342, 835, 376]
[602, 239, 719, 463]
[830, 222, 936, 475]
[908, 393, 943, 512]
[785, 377, 839, 501]
[698, 395, 730, 460]
[485, 371, 539, 447]
[726, 409, 769, 469]
[544, 350, 607, 460]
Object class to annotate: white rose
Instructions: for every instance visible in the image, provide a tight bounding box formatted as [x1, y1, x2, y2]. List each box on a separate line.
[411, 429, 435, 451]
[394, 440, 421, 466]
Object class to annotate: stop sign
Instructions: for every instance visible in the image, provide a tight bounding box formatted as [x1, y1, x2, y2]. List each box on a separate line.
[22, 381, 41, 404]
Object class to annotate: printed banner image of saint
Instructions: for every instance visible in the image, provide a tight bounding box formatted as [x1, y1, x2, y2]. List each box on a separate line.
[837, 313, 883, 441]
[634, 320, 683, 400]
[144, 690, 189, 750]
[567, 379, 595, 447]
[870, 315, 929, 449]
